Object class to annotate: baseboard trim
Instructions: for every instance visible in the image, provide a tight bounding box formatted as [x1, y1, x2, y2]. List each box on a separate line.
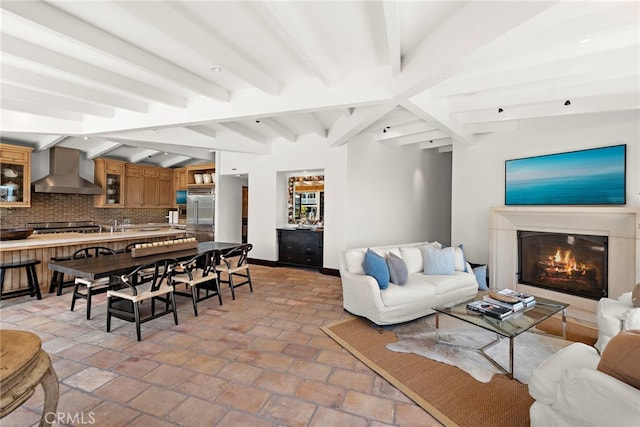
[321, 267, 340, 277]
[248, 259, 340, 277]
[248, 258, 278, 268]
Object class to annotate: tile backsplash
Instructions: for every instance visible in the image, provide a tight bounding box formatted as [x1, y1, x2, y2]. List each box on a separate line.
[1, 193, 172, 228]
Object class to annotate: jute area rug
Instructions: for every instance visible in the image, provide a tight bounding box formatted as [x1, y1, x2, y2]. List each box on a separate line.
[322, 314, 597, 427]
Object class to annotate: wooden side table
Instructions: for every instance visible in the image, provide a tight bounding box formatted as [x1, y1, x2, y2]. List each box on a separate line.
[0, 330, 59, 427]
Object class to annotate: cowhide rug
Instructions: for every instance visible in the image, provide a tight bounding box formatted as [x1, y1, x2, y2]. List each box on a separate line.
[385, 314, 571, 383]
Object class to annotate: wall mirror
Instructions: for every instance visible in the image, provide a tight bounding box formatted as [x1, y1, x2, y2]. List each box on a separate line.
[288, 175, 324, 225]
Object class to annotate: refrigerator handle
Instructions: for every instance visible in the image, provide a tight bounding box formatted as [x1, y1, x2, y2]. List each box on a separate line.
[194, 200, 198, 223]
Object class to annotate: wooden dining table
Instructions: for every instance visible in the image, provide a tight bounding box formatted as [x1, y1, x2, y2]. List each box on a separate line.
[48, 241, 245, 281]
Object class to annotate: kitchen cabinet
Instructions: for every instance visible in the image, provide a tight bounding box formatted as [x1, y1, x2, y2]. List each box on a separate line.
[124, 164, 143, 207]
[173, 167, 187, 191]
[158, 170, 173, 207]
[277, 228, 323, 269]
[0, 143, 32, 208]
[142, 167, 159, 206]
[94, 158, 124, 207]
[186, 163, 215, 187]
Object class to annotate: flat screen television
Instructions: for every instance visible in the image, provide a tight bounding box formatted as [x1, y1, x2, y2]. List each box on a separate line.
[505, 144, 626, 205]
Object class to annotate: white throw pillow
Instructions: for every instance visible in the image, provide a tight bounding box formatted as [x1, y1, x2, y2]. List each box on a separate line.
[399, 247, 423, 274]
[345, 250, 366, 274]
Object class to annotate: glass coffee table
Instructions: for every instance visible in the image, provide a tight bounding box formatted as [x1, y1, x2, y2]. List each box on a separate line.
[432, 291, 568, 379]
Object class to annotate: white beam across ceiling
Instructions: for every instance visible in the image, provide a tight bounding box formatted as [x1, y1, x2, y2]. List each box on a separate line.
[129, 149, 161, 163]
[184, 125, 217, 139]
[103, 137, 215, 160]
[395, 1, 556, 98]
[1, 98, 82, 121]
[401, 98, 472, 145]
[328, 103, 398, 147]
[119, 1, 280, 95]
[382, 1, 401, 77]
[1, 1, 229, 102]
[456, 92, 640, 124]
[85, 140, 122, 159]
[219, 122, 268, 144]
[1, 65, 148, 113]
[1, 35, 187, 107]
[36, 135, 68, 151]
[391, 130, 449, 146]
[2, 84, 114, 117]
[259, 118, 296, 142]
[377, 120, 438, 141]
[160, 155, 191, 168]
[249, 1, 340, 86]
[419, 138, 453, 150]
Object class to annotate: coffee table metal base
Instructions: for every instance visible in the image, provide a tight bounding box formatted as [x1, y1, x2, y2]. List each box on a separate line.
[435, 312, 515, 379]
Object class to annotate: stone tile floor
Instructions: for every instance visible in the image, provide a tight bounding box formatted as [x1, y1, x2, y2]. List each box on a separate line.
[0, 265, 441, 426]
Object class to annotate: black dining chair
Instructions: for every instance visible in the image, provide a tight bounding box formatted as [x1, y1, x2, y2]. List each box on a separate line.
[172, 250, 222, 316]
[106, 258, 179, 341]
[70, 246, 118, 320]
[215, 244, 253, 300]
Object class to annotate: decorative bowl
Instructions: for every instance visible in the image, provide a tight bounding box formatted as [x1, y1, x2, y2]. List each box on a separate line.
[0, 228, 34, 240]
[3, 168, 18, 178]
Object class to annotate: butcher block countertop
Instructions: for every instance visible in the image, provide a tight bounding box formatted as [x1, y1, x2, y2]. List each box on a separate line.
[0, 229, 186, 252]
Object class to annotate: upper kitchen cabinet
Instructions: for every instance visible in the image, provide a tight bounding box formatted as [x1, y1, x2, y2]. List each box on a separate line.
[94, 158, 124, 208]
[186, 163, 215, 187]
[158, 169, 173, 207]
[0, 143, 32, 208]
[173, 167, 187, 191]
[124, 164, 143, 207]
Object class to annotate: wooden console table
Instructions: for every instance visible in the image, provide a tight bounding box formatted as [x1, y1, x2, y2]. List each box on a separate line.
[0, 330, 59, 427]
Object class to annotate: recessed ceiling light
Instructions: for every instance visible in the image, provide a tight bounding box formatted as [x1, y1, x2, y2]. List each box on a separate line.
[211, 66, 222, 72]
[580, 38, 591, 44]
[83, 136, 89, 140]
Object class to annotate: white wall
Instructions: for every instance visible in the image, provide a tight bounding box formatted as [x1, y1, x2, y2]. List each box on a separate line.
[345, 135, 452, 248]
[215, 174, 247, 243]
[218, 140, 349, 268]
[218, 135, 453, 269]
[452, 111, 640, 265]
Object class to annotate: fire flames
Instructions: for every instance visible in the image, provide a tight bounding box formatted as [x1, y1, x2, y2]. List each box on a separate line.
[544, 248, 590, 277]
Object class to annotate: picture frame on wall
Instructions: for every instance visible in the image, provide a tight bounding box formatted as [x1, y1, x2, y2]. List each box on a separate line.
[505, 144, 626, 206]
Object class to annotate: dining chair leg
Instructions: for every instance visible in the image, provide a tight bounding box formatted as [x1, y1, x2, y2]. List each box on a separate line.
[247, 269, 253, 293]
[86, 288, 92, 320]
[216, 279, 223, 306]
[106, 297, 112, 332]
[190, 286, 199, 316]
[170, 292, 179, 325]
[134, 302, 142, 341]
[70, 283, 80, 312]
[228, 274, 236, 300]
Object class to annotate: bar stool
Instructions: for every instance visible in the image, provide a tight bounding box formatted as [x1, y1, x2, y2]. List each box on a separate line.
[48, 256, 75, 296]
[0, 259, 42, 300]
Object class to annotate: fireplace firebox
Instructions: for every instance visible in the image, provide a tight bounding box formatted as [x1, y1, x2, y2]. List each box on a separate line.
[517, 230, 608, 300]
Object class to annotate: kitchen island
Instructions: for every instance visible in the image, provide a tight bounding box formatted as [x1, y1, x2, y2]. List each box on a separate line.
[0, 228, 186, 295]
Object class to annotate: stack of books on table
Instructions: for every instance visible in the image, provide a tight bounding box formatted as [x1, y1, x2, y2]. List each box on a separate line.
[495, 289, 536, 306]
[466, 301, 513, 320]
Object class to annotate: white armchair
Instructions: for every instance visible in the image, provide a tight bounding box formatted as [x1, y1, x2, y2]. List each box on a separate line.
[595, 292, 640, 352]
[528, 341, 640, 427]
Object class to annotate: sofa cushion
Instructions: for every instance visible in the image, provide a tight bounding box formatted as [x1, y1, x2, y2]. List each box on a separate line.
[345, 249, 366, 274]
[399, 247, 424, 274]
[380, 278, 437, 306]
[423, 246, 455, 275]
[386, 253, 408, 285]
[363, 249, 389, 290]
[597, 329, 640, 390]
[473, 264, 489, 291]
[528, 343, 600, 405]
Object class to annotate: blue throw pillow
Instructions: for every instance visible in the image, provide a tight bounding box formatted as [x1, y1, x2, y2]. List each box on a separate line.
[423, 246, 455, 275]
[363, 249, 390, 290]
[473, 265, 489, 290]
[441, 243, 468, 272]
[386, 252, 408, 285]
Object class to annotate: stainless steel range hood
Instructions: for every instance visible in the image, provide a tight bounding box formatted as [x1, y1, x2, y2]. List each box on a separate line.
[32, 147, 103, 195]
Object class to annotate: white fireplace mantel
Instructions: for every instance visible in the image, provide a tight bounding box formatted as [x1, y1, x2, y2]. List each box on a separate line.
[489, 206, 640, 323]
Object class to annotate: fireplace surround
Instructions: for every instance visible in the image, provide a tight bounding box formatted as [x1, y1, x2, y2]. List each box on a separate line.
[489, 207, 639, 322]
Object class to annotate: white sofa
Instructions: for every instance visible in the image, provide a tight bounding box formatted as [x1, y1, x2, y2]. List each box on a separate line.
[595, 292, 640, 352]
[339, 241, 478, 325]
[529, 342, 640, 427]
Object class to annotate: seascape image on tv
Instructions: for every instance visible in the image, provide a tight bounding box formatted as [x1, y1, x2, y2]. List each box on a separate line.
[505, 145, 626, 205]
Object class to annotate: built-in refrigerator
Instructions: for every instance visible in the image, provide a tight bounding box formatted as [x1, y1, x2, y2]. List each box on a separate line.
[186, 188, 215, 241]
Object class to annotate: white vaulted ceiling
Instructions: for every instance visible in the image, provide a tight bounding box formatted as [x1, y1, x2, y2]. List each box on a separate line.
[0, 1, 638, 167]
